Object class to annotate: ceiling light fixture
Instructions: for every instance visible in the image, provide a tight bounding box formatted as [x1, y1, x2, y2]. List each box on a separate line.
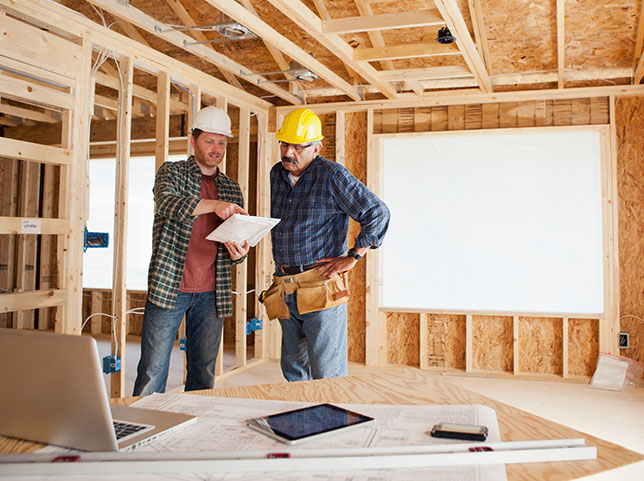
[437, 26, 456, 44]
[242, 61, 319, 83]
[155, 21, 258, 45]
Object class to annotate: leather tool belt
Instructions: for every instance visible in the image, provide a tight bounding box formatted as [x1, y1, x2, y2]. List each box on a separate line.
[261, 269, 349, 320]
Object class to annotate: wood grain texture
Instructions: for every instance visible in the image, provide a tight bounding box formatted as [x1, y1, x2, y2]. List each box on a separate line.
[518, 317, 564, 375]
[472, 315, 513, 372]
[4, 368, 641, 479]
[615, 96, 644, 365]
[567, 318, 599, 377]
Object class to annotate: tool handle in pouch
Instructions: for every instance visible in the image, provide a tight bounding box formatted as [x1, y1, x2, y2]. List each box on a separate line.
[261, 283, 289, 320]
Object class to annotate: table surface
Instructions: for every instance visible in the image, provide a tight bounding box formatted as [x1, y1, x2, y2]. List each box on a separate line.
[1, 367, 642, 480]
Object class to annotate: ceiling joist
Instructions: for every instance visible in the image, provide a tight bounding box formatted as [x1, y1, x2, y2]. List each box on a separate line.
[322, 9, 444, 34]
[83, 0, 302, 104]
[262, 0, 399, 99]
[164, 0, 244, 90]
[203, 0, 363, 101]
[354, 42, 460, 62]
[466, 0, 491, 73]
[432, 0, 492, 93]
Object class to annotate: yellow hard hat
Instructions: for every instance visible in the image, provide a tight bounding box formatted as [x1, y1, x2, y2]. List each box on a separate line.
[276, 108, 324, 144]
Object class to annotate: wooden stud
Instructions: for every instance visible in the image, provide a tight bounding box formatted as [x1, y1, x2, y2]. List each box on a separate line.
[254, 111, 270, 360]
[513, 315, 520, 374]
[353, 42, 459, 62]
[467, 0, 491, 73]
[465, 314, 473, 372]
[235, 106, 251, 368]
[419, 312, 428, 370]
[155, 70, 170, 172]
[110, 56, 133, 398]
[14, 160, 41, 329]
[335, 111, 345, 166]
[90, 290, 103, 335]
[563, 317, 569, 378]
[38, 163, 57, 330]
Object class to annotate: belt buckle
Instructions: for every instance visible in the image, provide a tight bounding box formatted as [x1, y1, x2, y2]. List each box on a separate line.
[284, 278, 294, 283]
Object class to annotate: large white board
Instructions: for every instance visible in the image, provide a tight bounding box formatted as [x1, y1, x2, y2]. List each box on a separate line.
[381, 129, 604, 314]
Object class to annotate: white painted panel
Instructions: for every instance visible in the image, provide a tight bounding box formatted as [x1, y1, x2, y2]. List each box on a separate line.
[381, 130, 604, 314]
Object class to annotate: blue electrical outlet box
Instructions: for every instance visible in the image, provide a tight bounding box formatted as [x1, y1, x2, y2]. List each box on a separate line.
[84, 227, 109, 253]
[180, 337, 187, 351]
[102, 355, 121, 374]
[246, 317, 263, 335]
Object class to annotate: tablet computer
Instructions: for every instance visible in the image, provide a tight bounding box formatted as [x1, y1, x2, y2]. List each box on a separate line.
[246, 403, 375, 445]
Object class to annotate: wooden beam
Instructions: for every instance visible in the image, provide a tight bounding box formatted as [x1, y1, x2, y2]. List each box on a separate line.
[0, 12, 83, 80]
[432, 0, 492, 93]
[0, 137, 71, 165]
[0, 217, 72, 235]
[633, 0, 644, 80]
[354, 41, 459, 61]
[556, 0, 565, 88]
[164, 0, 244, 90]
[322, 9, 444, 34]
[155, 70, 170, 171]
[205, 0, 364, 101]
[379, 65, 472, 82]
[0, 289, 67, 313]
[635, 53, 644, 85]
[82, 0, 299, 105]
[0, 102, 60, 123]
[94, 71, 187, 113]
[235, 106, 250, 368]
[116, 20, 151, 47]
[0, 75, 74, 110]
[263, 0, 400, 99]
[467, 0, 491, 72]
[110, 56, 133, 398]
[1, 0, 272, 111]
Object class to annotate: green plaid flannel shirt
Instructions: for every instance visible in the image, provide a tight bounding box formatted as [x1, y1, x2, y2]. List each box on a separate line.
[146, 156, 244, 317]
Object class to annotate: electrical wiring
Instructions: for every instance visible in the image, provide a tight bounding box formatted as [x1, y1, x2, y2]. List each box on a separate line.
[81, 307, 145, 362]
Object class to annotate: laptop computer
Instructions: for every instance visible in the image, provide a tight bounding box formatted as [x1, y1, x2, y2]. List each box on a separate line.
[0, 328, 196, 452]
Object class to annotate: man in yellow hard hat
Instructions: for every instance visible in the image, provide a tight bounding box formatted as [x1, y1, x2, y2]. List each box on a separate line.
[133, 106, 250, 395]
[263, 108, 390, 381]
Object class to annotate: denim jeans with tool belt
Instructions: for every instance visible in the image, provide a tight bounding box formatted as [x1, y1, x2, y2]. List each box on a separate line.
[265, 268, 349, 382]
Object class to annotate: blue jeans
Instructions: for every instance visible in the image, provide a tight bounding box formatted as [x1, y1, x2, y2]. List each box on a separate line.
[279, 291, 348, 382]
[133, 291, 223, 395]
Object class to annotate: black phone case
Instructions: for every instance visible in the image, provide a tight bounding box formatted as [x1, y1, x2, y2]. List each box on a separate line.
[430, 426, 488, 442]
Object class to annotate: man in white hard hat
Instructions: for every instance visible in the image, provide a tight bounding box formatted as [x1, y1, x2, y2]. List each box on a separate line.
[133, 106, 250, 395]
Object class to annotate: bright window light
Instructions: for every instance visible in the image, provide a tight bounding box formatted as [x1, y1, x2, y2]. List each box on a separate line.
[83, 155, 184, 290]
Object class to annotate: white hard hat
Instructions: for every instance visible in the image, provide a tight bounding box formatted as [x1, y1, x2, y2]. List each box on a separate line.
[192, 106, 233, 137]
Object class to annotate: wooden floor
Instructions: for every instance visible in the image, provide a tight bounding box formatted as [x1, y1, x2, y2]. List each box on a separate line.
[98, 339, 644, 480]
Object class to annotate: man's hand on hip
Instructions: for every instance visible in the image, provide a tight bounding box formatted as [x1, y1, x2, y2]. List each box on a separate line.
[314, 256, 358, 279]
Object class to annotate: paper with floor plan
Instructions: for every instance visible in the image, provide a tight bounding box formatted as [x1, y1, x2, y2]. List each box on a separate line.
[33, 393, 505, 481]
[206, 214, 280, 247]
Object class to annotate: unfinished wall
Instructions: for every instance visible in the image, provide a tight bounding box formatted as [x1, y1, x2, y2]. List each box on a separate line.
[615, 96, 644, 364]
[369, 96, 616, 379]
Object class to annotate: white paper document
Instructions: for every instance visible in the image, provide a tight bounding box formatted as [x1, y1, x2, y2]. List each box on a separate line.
[206, 214, 280, 247]
[33, 394, 506, 481]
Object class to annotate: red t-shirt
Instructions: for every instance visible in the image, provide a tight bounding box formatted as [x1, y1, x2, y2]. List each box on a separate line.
[179, 172, 219, 292]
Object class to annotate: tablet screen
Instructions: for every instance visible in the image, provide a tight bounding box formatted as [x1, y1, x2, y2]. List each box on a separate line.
[260, 404, 374, 441]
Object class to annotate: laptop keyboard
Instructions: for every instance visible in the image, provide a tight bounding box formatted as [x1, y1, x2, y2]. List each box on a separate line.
[113, 420, 150, 440]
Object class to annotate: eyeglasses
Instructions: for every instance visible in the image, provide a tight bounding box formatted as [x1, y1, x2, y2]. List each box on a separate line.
[279, 141, 313, 154]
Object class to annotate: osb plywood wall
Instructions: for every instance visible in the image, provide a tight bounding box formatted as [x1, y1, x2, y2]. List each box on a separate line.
[615, 96, 644, 364]
[351, 95, 643, 376]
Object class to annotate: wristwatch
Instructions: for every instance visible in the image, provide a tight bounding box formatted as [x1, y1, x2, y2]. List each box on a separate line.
[347, 247, 363, 261]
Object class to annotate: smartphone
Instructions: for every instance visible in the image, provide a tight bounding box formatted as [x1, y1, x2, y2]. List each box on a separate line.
[430, 422, 488, 442]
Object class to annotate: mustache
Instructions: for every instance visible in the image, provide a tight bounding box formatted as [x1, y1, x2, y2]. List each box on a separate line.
[281, 156, 297, 165]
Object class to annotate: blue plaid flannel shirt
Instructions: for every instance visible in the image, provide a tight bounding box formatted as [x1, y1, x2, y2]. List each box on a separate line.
[270, 155, 390, 266]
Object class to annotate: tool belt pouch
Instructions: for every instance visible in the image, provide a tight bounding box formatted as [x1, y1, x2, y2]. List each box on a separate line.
[262, 283, 290, 320]
[296, 274, 349, 315]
